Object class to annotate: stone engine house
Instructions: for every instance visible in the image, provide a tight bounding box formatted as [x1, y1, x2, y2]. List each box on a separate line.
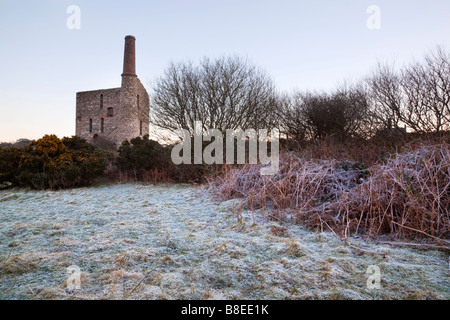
[76, 35, 149, 148]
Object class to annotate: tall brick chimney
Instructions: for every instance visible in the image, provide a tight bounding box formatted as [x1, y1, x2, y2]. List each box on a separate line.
[122, 35, 136, 77]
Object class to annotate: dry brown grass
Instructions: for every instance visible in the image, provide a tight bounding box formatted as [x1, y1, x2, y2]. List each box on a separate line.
[326, 143, 450, 240]
[211, 142, 450, 243]
[1, 254, 39, 274]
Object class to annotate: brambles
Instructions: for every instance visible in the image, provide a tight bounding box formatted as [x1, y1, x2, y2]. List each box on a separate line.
[327, 142, 450, 239]
[211, 141, 450, 241]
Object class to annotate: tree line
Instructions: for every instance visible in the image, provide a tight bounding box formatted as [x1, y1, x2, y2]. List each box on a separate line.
[151, 47, 450, 143]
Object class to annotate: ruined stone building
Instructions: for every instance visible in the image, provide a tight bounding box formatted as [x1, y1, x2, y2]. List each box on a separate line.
[76, 35, 149, 148]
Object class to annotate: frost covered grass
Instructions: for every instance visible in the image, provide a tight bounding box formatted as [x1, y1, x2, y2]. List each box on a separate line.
[0, 183, 448, 300]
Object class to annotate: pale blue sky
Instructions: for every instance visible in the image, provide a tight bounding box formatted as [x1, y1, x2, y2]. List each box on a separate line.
[0, 0, 449, 141]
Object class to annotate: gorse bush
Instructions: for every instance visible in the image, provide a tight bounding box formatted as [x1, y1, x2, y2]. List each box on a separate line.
[0, 135, 106, 190]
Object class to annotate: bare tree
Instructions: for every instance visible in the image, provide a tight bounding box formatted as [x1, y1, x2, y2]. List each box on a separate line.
[401, 46, 450, 133]
[366, 62, 404, 130]
[151, 56, 278, 137]
[367, 46, 450, 134]
[276, 92, 308, 144]
[335, 84, 376, 139]
[280, 85, 373, 142]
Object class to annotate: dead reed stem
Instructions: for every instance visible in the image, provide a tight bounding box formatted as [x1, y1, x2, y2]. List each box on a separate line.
[210, 142, 450, 242]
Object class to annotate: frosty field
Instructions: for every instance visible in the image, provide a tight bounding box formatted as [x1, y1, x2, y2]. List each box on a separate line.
[0, 183, 448, 300]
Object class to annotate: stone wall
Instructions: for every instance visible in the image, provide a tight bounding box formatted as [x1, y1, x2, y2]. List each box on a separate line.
[76, 87, 121, 146]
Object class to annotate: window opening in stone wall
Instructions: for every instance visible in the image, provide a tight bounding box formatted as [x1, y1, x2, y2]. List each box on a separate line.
[89, 118, 93, 133]
[101, 118, 104, 133]
[140, 120, 143, 135]
[107, 107, 114, 117]
[137, 95, 140, 109]
[100, 94, 103, 108]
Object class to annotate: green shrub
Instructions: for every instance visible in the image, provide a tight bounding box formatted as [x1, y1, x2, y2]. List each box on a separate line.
[115, 135, 210, 183]
[116, 135, 171, 176]
[0, 147, 23, 184]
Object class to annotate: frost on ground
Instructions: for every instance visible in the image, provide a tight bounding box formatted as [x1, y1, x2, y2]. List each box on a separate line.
[0, 183, 448, 300]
